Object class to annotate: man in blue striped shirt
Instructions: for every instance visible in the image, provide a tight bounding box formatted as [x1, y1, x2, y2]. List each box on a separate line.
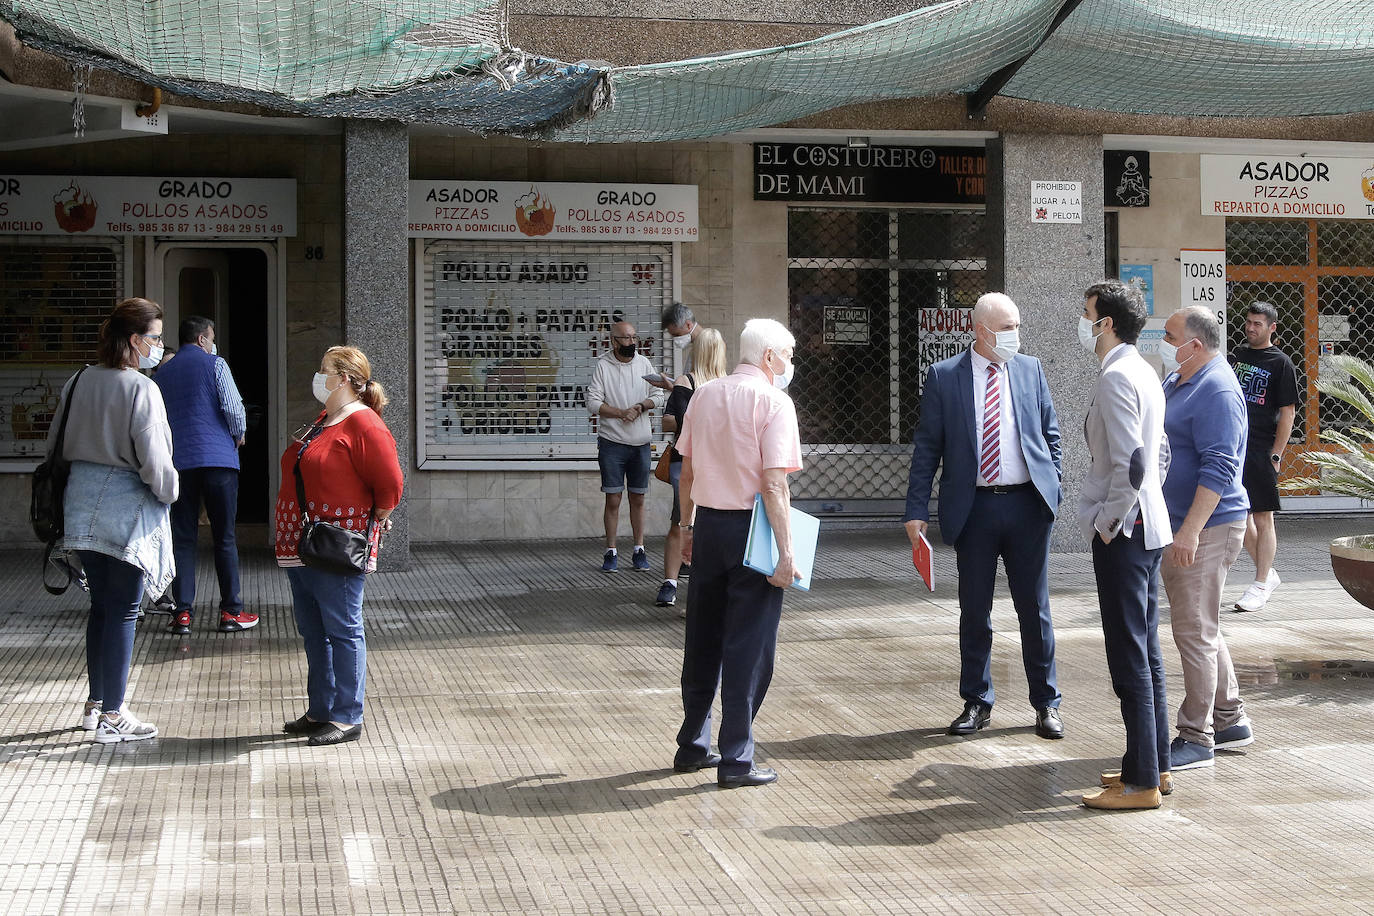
[154, 317, 254, 634]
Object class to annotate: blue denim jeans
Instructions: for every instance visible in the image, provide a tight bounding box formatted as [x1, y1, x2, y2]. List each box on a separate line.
[286, 566, 367, 725]
[78, 550, 144, 712]
[171, 467, 243, 617]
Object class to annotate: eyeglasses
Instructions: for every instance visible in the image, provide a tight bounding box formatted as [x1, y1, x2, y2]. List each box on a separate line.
[141, 333, 164, 344]
[612, 335, 639, 342]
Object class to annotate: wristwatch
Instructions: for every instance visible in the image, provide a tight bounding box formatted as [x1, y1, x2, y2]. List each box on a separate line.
[678, 523, 694, 530]
[1270, 453, 1281, 463]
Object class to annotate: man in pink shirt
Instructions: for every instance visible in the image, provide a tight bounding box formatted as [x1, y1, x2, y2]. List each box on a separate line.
[675, 318, 803, 789]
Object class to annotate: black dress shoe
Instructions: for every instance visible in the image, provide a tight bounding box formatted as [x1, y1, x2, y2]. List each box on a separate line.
[673, 752, 722, 773]
[948, 702, 992, 735]
[308, 723, 363, 746]
[1035, 706, 1064, 739]
[282, 714, 329, 735]
[718, 766, 778, 789]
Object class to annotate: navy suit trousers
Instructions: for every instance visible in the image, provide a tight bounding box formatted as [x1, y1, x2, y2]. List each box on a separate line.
[953, 487, 1060, 709]
[1092, 529, 1170, 787]
[677, 507, 784, 778]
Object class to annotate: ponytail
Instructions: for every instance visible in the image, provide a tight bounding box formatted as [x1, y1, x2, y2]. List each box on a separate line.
[359, 377, 389, 414]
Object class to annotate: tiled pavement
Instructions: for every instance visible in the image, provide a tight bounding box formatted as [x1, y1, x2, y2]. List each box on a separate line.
[3, 517, 1374, 914]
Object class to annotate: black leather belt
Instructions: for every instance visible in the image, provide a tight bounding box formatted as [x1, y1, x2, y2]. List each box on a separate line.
[975, 482, 1033, 494]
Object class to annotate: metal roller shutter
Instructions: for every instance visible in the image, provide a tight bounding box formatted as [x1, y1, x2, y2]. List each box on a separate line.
[0, 236, 124, 463]
[416, 239, 675, 466]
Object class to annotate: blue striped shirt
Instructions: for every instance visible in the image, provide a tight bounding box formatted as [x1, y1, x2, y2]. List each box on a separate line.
[214, 357, 246, 441]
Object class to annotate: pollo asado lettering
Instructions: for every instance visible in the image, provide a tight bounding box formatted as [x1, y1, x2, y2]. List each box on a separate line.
[440, 261, 591, 284]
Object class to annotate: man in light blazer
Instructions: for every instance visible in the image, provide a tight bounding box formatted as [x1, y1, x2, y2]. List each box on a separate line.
[904, 292, 1064, 739]
[1077, 279, 1174, 811]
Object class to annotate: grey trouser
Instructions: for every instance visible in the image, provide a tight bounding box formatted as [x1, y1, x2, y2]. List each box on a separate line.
[1161, 520, 1247, 746]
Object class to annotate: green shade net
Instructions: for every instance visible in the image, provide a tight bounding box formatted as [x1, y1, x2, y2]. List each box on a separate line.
[5, 0, 1374, 140]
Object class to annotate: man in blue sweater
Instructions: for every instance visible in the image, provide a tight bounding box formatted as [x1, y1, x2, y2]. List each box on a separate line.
[154, 317, 253, 634]
[1160, 305, 1253, 771]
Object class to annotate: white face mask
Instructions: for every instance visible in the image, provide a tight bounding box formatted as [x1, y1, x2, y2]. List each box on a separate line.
[1160, 338, 1194, 375]
[770, 353, 794, 390]
[672, 333, 692, 351]
[1078, 316, 1106, 352]
[202, 337, 217, 356]
[312, 372, 335, 405]
[988, 328, 1020, 362]
[138, 338, 164, 369]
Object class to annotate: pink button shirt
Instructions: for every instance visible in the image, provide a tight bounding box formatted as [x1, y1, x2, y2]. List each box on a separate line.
[676, 363, 803, 510]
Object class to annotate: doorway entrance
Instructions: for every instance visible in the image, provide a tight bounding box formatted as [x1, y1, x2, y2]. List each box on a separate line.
[150, 243, 279, 529]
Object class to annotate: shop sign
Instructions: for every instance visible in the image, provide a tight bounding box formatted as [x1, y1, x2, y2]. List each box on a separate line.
[1105, 151, 1151, 207]
[753, 145, 1149, 205]
[822, 303, 869, 345]
[1179, 249, 1227, 345]
[1201, 154, 1374, 219]
[408, 181, 698, 241]
[1031, 180, 1082, 223]
[754, 144, 985, 203]
[0, 176, 296, 236]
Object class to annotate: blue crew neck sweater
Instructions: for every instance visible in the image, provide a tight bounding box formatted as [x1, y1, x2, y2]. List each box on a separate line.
[1161, 354, 1251, 530]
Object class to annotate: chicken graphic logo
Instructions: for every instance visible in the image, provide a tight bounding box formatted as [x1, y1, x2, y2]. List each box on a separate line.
[514, 187, 555, 237]
[53, 181, 98, 233]
[1362, 165, 1374, 203]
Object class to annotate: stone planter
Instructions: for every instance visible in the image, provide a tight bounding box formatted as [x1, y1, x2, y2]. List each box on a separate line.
[1329, 536, 1374, 611]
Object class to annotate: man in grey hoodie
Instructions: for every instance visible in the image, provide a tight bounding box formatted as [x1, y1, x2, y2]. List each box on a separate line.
[586, 321, 667, 573]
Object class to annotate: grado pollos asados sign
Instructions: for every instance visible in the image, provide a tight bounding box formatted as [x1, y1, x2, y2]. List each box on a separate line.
[1201, 155, 1374, 219]
[408, 181, 699, 241]
[0, 176, 297, 236]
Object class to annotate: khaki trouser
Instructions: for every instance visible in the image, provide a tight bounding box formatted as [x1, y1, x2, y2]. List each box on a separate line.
[1161, 520, 1247, 747]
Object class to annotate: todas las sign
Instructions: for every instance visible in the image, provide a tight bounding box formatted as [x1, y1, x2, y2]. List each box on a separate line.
[0, 176, 296, 236]
[409, 181, 699, 241]
[1201, 155, 1374, 219]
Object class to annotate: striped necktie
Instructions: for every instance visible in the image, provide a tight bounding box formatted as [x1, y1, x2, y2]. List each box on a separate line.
[979, 364, 1001, 483]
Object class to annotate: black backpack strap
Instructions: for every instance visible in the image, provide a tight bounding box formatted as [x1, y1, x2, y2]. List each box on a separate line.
[49, 366, 88, 465]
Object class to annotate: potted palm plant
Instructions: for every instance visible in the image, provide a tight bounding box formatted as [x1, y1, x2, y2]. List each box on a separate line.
[1284, 353, 1374, 609]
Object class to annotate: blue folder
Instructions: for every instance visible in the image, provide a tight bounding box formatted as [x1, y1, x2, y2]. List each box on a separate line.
[742, 493, 820, 591]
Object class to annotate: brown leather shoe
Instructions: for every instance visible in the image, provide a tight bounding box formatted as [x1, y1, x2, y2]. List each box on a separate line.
[1100, 769, 1173, 795]
[1082, 784, 1162, 810]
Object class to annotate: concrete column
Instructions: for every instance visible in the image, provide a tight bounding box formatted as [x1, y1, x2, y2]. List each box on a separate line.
[986, 133, 1105, 551]
[342, 119, 410, 569]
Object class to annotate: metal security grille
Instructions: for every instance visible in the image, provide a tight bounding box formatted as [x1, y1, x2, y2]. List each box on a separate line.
[787, 207, 986, 507]
[1225, 218, 1374, 488]
[0, 237, 123, 461]
[417, 240, 674, 465]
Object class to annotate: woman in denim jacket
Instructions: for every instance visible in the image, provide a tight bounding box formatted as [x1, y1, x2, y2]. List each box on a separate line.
[49, 298, 178, 743]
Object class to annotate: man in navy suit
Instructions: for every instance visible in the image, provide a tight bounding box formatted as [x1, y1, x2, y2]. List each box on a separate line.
[903, 292, 1064, 738]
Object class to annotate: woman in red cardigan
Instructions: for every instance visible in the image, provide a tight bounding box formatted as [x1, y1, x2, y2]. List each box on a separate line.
[275, 345, 404, 746]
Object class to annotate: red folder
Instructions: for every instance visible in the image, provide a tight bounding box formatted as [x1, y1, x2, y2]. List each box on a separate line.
[912, 532, 934, 592]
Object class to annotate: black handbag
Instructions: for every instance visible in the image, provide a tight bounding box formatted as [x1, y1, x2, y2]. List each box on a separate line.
[293, 424, 372, 575]
[30, 366, 88, 595]
[30, 366, 87, 543]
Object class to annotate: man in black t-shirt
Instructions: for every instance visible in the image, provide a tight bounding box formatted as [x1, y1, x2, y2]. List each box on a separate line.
[1228, 302, 1299, 613]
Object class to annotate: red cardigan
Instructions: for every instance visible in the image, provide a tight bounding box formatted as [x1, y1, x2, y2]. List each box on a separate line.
[274, 407, 404, 570]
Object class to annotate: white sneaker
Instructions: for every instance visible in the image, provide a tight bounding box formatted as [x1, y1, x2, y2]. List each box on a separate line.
[1235, 569, 1279, 612]
[94, 709, 158, 744]
[80, 707, 100, 731]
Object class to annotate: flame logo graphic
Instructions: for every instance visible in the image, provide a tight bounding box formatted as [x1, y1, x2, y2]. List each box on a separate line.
[53, 181, 98, 232]
[514, 187, 555, 237]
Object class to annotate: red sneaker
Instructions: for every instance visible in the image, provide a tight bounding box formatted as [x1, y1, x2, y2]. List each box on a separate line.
[167, 611, 191, 635]
[218, 610, 259, 632]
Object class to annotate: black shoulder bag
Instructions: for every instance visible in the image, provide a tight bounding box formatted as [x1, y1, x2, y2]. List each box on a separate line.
[31, 366, 88, 595]
[293, 423, 372, 575]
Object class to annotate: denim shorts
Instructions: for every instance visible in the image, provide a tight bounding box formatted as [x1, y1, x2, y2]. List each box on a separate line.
[598, 438, 651, 494]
